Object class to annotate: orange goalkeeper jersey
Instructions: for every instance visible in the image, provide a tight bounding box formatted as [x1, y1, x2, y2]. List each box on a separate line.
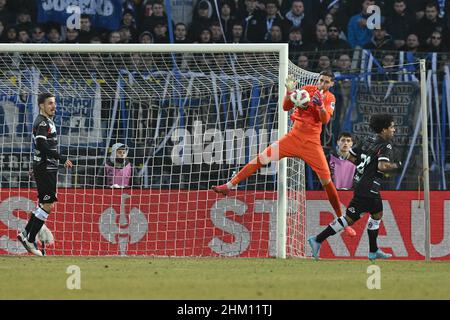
[283, 85, 336, 138]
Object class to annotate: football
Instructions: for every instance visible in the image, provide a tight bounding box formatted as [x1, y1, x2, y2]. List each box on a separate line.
[289, 89, 311, 109]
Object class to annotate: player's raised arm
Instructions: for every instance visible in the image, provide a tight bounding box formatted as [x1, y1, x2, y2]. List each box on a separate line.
[312, 71, 335, 124]
[282, 75, 297, 111]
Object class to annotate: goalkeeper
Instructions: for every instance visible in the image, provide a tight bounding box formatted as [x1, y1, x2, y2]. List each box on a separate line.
[213, 70, 356, 237]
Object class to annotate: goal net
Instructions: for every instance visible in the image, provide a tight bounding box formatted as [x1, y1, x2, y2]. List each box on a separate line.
[0, 44, 318, 257]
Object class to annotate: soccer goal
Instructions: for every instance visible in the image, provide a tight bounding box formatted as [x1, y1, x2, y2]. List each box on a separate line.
[0, 44, 318, 258]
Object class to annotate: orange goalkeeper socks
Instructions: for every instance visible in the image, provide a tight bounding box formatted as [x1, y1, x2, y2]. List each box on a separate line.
[230, 156, 264, 186]
[323, 181, 343, 217]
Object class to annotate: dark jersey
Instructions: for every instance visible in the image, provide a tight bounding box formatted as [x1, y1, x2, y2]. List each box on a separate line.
[349, 135, 394, 198]
[32, 114, 59, 171]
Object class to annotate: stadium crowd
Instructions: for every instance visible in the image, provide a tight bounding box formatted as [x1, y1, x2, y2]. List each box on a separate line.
[1, 1, 449, 59]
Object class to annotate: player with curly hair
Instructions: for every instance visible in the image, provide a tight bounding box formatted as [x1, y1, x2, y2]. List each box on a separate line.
[308, 114, 403, 260]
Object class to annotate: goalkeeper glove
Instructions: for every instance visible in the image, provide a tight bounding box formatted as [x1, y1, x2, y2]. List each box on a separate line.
[285, 75, 297, 93]
[311, 90, 323, 107]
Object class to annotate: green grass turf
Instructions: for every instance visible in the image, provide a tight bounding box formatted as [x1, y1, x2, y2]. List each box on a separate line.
[1, 256, 449, 300]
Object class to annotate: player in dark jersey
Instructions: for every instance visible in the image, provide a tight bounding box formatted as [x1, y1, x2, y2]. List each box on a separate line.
[308, 114, 402, 261]
[17, 92, 73, 256]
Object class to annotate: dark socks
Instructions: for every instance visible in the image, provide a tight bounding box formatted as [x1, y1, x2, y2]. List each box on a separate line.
[26, 210, 47, 243]
[25, 214, 38, 235]
[316, 226, 336, 243]
[368, 229, 379, 253]
[316, 216, 349, 243]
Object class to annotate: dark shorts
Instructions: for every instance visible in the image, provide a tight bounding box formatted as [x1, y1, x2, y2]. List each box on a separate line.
[345, 195, 383, 220]
[34, 170, 58, 203]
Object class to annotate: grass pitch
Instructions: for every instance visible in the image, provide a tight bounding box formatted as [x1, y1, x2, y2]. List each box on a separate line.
[1, 256, 449, 300]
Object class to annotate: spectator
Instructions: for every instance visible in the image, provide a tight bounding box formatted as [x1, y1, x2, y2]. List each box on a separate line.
[321, 9, 348, 41]
[306, 22, 328, 51]
[197, 28, 213, 43]
[336, 53, 352, 74]
[16, 8, 32, 31]
[281, 0, 321, 24]
[320, 1, 349, 34]
[243, 0, 266, 42]
[413, 2, 448, 44]
[263, 0, 291, 41]
[210, 21, 225, 43]
[54, 53, 73, 70]
[267, 23, 283, 43]
[219, 1, 237, 39]
[153, 21, 169, 43]
[47, 26, 62, 43]
[121, 8, 138, 41]
[108, 30, 121, 44]
[118, 26, 133, 43]
[238, 0, 259, 20]
[288, 26, 308, 59]
[140, 0, 154, 20]
[327, 132, 356, 190]
[408, 0, 428, 21]
[31, 25, 47, 43]
[317, 55, 331, 71]
[374, 53, 398, 81]
[189, 0, 214, 42]
[385, 0, 416, 49]
[17, 27, 30, 43]
[4, 26, 18, 43]
[229, 20, 247, 43]
[245, 0, 291, 42]
[65, 28, 79, 43]
[174, 23, 189, 43]
[323, 12, 334, 27]
[381, 54, 396, 69]
[363, 23, 396, 51]
[78, 14, 96, 43]
[141, 0, 172, 34]
[88, 54, 101, 71]
[138, 30, 154, 43]
[284, 0, 313, 42]
[425, 30, 446, 52]
[297, 54, 310, 70]
[104, 143, 133, 188]
[401, 33, 422, 52]
[347, 0, 376, 48]
[322, 23, 351, 52]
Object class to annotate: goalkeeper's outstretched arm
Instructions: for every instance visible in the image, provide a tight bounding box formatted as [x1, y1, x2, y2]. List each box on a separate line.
[282, 76, 297, 111]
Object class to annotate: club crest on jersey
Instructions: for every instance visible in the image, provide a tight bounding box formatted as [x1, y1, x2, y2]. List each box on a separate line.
[39, 121, 47, 127]
[330, 102, 335, 110]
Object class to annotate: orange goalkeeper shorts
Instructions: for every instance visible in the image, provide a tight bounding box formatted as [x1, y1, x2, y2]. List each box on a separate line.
[263, 122, 331, 181]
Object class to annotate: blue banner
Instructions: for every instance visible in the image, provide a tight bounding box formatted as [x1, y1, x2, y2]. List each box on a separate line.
[37, 0, 123, 31]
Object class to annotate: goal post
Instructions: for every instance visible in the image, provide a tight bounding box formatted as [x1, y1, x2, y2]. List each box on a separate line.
[0, 44, 317, 258]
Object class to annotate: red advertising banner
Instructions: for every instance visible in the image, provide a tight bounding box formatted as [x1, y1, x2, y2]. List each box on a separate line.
[0, 189, 449, 260]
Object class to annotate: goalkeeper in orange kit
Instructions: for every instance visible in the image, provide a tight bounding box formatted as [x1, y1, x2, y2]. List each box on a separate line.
[212, 70, 356, 237]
